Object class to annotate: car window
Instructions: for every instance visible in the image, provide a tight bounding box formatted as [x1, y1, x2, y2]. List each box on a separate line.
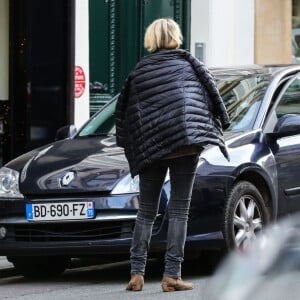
[78, 97, 117, 137]
[275, 77, 300, 118]
[216, 75, 270, 131]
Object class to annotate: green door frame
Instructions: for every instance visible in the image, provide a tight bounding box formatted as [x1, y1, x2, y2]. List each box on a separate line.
[89, 0, 191, 111]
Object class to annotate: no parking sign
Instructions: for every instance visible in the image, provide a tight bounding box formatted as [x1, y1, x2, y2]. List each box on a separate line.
[74, 66, 86, 98]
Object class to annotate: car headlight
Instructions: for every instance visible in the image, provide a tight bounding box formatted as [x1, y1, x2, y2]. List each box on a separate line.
[111, 174, 140, 195]
[0, 167, 24, 198]
[111, 170, 171, 195]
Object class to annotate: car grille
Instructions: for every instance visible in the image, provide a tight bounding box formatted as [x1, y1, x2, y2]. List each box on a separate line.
[7, 217, 163, 242]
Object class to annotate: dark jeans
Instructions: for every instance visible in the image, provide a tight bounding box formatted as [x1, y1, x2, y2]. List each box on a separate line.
[130, 154, 199, 278]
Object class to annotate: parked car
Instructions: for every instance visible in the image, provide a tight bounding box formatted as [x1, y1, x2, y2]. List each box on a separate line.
[0, 65, 300, 278]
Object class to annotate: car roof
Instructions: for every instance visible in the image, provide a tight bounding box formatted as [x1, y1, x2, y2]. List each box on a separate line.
[210, 64, 300, 77]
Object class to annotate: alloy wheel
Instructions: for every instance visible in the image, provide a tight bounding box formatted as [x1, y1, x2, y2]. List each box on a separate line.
[233, 195, 263, 250]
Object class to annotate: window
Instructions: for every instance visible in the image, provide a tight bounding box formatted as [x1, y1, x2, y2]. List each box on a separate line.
[78, 98, 117, 137]
[217, 74, 270, 131]
[275, 77, 300, 118]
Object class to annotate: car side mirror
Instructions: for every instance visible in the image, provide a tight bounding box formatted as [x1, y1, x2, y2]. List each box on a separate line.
[273, 114, 300, 138]
[55, 125, 77, 141]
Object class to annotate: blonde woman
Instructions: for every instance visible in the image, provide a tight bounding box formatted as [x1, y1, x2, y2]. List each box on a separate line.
[116, 18, 229, 292]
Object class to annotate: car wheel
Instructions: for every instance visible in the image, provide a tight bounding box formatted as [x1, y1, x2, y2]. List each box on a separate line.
[223, 180, 270, 250]
[8, 255, 70, 278]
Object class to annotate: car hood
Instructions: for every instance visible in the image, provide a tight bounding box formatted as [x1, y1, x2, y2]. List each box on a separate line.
[7, 131, 251, 195]
[12, 136, 129, 195]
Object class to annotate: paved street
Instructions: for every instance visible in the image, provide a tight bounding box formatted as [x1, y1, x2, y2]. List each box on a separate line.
[0, 255, 219, 300]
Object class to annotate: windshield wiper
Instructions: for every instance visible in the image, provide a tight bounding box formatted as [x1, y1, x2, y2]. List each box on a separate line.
[78, 133, 116, 138]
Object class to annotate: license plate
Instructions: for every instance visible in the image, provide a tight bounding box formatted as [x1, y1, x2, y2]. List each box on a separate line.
[26, 202, 94, 221]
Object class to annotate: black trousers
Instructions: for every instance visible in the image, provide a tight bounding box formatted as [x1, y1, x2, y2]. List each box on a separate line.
[130, 154, 199, 278]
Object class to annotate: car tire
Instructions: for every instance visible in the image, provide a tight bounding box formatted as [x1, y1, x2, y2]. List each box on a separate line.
[223, 180, 270, 250]
[8, 255, 70, 278]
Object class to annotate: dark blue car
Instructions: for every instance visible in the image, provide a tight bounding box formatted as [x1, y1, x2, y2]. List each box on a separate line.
[0, 65, 300, 277]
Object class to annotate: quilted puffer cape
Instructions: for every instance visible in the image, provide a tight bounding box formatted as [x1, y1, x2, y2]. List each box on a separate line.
[115, 49, 230, 176]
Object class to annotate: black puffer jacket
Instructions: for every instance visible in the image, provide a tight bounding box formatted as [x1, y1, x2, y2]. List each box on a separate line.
[116, 49, 230, 176]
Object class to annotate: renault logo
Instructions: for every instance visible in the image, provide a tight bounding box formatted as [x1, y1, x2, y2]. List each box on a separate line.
[60, 171, 75, 187]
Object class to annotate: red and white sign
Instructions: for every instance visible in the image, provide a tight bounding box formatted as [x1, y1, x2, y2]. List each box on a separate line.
[74, 66, 86, 98]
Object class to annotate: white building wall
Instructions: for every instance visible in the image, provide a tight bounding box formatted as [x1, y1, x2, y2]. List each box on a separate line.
[191, 0, 254, 67]
[0, 0, 9, 101]
[74, 0, 90, 129]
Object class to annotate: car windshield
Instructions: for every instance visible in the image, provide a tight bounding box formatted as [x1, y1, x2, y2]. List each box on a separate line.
[78, 97, 117, 137]
[77, 74, 271, 138]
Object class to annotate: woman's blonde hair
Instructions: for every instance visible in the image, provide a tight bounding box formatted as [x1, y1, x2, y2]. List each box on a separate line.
[144, 18, 183, 53]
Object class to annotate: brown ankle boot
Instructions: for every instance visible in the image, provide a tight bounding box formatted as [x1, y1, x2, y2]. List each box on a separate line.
[161, 277, 194, 292]
[126, 274, 144, 291]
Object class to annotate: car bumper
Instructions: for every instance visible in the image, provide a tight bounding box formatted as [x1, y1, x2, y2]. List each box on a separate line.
[0, 183, 227, 257]
[0, 193, 142, 256]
